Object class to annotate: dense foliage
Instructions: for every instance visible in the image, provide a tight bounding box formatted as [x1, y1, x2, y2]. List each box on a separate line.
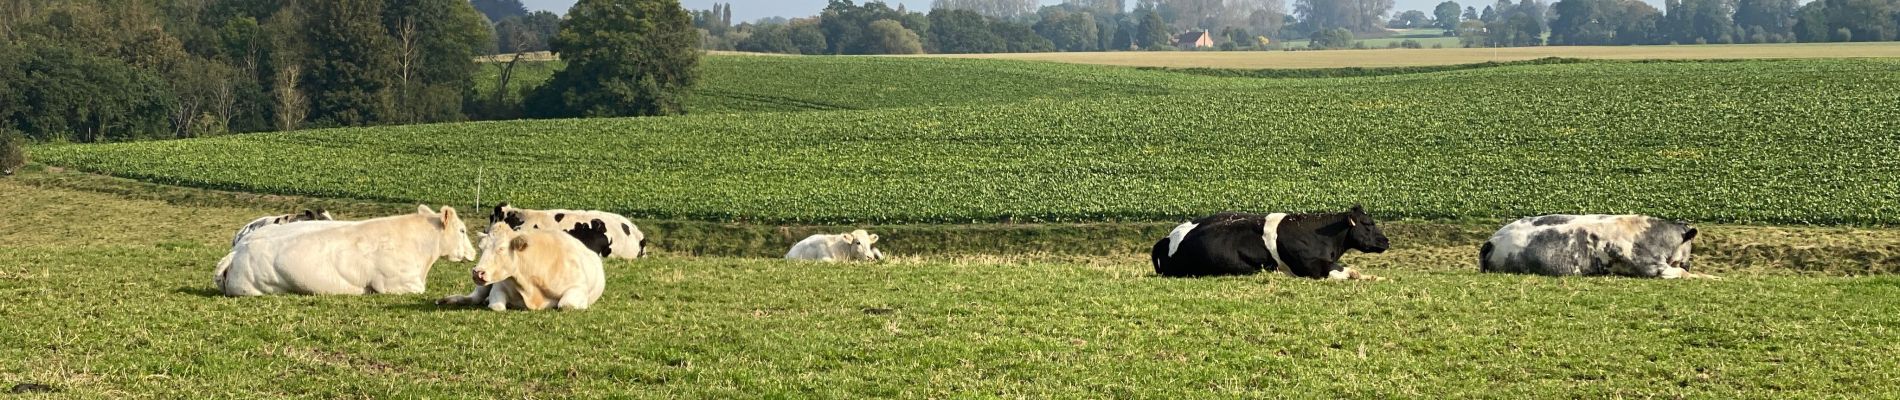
[0, 0, 490, 142]
[36, 57, 1900, 226]
[524, 0, 700, 118]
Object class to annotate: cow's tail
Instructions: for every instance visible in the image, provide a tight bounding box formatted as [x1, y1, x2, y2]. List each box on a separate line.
[1478, 242, 1496, 273]
[213, 252, 236, 294]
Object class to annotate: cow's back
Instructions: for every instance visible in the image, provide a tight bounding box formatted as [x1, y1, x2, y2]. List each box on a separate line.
[1155, 215, 1276, 277]
[785, 234, 843, 261]
[1482, 215, 1646, 276]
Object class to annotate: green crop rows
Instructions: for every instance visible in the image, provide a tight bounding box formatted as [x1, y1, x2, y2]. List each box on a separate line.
[35, 57, 1900, 225]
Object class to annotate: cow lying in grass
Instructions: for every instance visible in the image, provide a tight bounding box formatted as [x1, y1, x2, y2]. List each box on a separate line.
[231, 209, 333, 247]
[490, 202, 646, 259]
[786, 229, 885, 262]
[437, 221, 607, 311]
[1151, 206, 1391, 280]
[216, 205, 476, 296]
[1481, 214, 1715, 279]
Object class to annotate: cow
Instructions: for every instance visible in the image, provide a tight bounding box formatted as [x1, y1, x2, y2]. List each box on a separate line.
[489, 203, 646, 259]
[1480, 214, 1715, 279]
[216, 205, 477, 296]
[785, 229, 885, 262]
[1151, 205, 1390, 280]
[437, 221, 607, 311]
[231, 209, 334, 247]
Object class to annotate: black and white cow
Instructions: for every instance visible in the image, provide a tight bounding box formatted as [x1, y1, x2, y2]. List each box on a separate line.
[1151, 206, 1391, 280]
[489, 203, 646, 259]
[1480, 214, 1714, 279]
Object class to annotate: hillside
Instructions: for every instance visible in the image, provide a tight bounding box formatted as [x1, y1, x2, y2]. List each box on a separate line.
[36, 57, 1900, 225]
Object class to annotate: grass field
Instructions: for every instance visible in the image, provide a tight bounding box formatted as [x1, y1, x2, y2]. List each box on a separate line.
[919, 41, 1900, 68]
[38, 57, 1900, 225]
[5, 173, 1900, 397]
[13, 49, 1900, 397]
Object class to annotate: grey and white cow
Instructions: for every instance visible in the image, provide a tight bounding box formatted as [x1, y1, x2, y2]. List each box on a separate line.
[1480, 214, 1716, 279]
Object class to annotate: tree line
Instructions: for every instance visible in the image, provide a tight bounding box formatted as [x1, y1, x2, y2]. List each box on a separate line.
[687, 0, 1900, 55]
[0, 0, 700, 145]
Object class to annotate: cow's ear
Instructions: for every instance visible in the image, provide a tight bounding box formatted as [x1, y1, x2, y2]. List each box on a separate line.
[441, 206, 458, 222]
[490, 203, 506, 220]
[1350, 204, 1366, 215]
[1683, 227, 1698, 242]
[301, 210, 317, 219]
[418, 204, 435, 215]
[867, 234, 879, 244]
[509, 236, 530, 252]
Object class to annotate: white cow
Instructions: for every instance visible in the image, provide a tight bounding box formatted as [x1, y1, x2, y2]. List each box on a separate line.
[785, 229, 885, 262]
[438, 222, 606, 311]
[489, 203, 647, 259]
[231, 209, 334, 247]
[216, 205, 477, 296]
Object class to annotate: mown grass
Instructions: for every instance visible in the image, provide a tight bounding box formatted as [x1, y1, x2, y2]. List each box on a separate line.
[4, 179, 1900, 397]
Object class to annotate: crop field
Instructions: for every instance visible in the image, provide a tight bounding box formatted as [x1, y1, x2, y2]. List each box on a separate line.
[922, 41, 1900, 68]
[5, 175, 1900, 397]
[36, 57, 1900, 225]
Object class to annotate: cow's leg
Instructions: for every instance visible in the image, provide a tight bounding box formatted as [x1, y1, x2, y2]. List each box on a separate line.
[485, 282, 511, 311]
[555, 287, 593, 311]
[437, 284, 491, 306]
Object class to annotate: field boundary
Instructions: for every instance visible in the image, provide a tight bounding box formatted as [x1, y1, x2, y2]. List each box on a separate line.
[10, 165, 1897, 275]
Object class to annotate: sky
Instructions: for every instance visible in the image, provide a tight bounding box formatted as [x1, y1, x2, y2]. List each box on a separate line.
[520, 0, 1653, 24]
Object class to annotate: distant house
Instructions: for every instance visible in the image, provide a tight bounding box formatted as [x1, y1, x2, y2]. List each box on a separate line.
[1175, 31, 1214, 48]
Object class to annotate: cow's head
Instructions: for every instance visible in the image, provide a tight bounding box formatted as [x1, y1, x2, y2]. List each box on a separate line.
[1668, 220, 1698, 272]
[424, 205, 477, 262]
[565, 219, 613, 258]
[845, 229, 884, 261]
[488, 202, 526, 231]
[1344, 205, 1390, 253]
[472, 222, 520, 286]
[293, 209, 334, 222]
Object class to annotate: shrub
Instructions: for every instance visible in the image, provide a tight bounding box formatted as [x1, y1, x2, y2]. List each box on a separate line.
[1, 128, 25, 176]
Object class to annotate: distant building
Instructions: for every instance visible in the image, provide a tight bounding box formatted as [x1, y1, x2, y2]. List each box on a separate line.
[1175, 31, 1214, 48]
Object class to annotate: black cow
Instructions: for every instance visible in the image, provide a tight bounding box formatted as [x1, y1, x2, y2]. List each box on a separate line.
[1151, 205, 1391, 280]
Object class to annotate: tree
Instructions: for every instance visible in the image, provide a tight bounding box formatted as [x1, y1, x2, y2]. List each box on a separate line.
[788, 18, 830, 54]
[1464, 5, 1480, 20]
[994, 20, 1055, 52]
[1793, 1, 1828, 42]
[926, 8, 1004, 53]
[525, 0, 699, 118]
[495, 11, 560, 54]
[932, 0, 1040, 19]
[0, 128, 23, 175]
[1734, 0, 1797, 42]
[299, 0, 396, 126]
[1456, 19, 1488, 46]
[470, 0, 529, 23]
[1308, 27, 1355, 48]
[384, 0, 492, 123]
[1296, 0, 1396, 32]
[1435, 1, 1463, 30]
[1136, 8, 1171, 47]
[1034, 8, 1100, 51]
[1393, 10, 1430, 28]
[820, 0, 906, 54]
[866, 19, 925, 53]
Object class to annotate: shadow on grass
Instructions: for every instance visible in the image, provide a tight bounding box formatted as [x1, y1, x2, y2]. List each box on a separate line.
[173, 286, 224, 297]
[383, 300, 488, 312]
